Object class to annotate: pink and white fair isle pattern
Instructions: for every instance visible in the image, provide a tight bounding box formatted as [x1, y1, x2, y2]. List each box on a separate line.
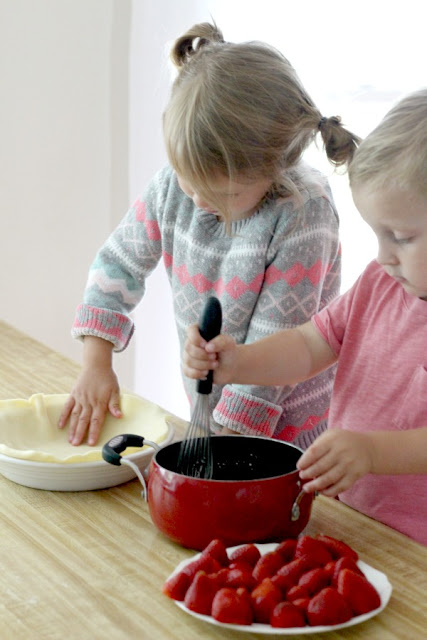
[73, 163, 340, 448]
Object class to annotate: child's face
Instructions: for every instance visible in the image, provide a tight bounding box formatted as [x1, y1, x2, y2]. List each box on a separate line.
[353, 185, 427, 300]
[177, 174, 273, 222]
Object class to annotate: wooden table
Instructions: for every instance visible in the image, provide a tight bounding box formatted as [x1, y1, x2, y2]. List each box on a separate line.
[0, 320, 426, 640]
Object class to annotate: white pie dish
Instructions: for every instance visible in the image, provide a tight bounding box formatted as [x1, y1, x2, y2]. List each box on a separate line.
[0, 393, 180, 491]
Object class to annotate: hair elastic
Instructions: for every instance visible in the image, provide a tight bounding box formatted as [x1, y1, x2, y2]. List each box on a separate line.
[318, 117, 327, 130]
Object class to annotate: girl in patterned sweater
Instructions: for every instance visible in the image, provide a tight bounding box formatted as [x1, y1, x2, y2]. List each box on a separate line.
[59, 22, 359, 447]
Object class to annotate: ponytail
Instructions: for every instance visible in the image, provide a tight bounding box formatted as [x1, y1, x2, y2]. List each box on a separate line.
[317, 116, 361, 168]
[170, 22, 224, 68]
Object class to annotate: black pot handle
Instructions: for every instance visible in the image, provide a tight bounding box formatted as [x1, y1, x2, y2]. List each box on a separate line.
[102, 434, 146, 466]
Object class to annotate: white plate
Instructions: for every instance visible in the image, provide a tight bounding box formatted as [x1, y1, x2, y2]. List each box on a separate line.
[171, 542, 392, 634]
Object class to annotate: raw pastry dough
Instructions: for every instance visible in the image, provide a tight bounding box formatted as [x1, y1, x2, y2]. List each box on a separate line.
[0, 393, 174, 464]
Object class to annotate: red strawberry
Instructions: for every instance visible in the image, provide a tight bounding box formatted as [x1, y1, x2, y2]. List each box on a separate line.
[337, 569, 381, 615]
[298, 567, 330, 596]
[324, 561, 336, 580]
[294, 535, 333, 566]
[270, 601, 306, 628]
[229, 543, 261, 567]
[275, 539, 297, 562]
[293, 597, 310, 614]
[162, 570, 191, 601]
[201, 538, 229, 567]
[229, 560, 255, 573]
[331, 556, 364, 586]
[214, 567, 230, 587]
[315, 535, 358, 561]
[223, 566, 256, 591]
[251, 578, 283, 623]
[273, 555, 315, 591]
[286, 584, 309, 601]
[184, 570, 220, 615]
[182, 553, 221, 580]
[252, 551, 285, 582]
[307, 587, 353, 626]
[211, 587, 253, 625]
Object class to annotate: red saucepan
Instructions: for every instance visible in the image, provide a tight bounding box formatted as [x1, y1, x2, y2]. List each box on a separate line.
[102, 434, 313, 551]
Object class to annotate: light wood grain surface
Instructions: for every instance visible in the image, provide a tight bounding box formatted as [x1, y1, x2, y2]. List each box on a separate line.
[0, 320, 426, 640]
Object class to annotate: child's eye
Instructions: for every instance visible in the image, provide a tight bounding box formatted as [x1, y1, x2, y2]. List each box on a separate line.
[394, 235, 414, 245]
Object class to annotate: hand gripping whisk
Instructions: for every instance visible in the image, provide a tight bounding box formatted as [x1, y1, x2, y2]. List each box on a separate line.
[177, 296, 222, 479]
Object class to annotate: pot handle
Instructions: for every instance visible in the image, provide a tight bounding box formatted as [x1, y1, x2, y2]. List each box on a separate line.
[102, 433, 159, 466]
[102, 434, 160, 502]
[291, 482, 317, 522]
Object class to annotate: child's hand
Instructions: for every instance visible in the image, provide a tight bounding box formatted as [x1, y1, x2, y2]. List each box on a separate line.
[58, 366, 122, 446]
[297, 430, 374, 497]
[182, 324, 238, 385]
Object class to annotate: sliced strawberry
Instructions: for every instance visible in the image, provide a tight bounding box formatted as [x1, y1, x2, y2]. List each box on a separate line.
[252, 551, 285, 582]
[275, 539, 297, 562]
[315, 534, 359, 561]
[211, 587, 253, 625]
[337, 568, 381, 615]
[251, 578, 283, 623]
[201, 538, 229, 567]
[162, 570, 191, 601]
[270, 601, 306, 628]
[294, 535, 333, 566]
[184, 570, 220, 615]
[229, 543, 261, 567]
[307, 587, 353, 626]
[298, 567, 330, 596]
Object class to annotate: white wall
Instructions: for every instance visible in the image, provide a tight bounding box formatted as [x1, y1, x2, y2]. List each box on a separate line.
[0, 0, 135, 389]
[2, 0, 425, 422]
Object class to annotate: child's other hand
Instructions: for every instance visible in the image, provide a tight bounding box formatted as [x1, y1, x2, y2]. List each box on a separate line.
[58, 367, 122, 446]
[296, 430, 374, 497]
[182, 324, 237, 385]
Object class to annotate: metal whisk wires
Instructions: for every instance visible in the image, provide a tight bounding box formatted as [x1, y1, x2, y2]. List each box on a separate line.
[177, 296, 222, 480]
[177, 395, 212, 479]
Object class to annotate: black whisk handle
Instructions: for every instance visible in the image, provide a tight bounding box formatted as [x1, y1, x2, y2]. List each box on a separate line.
[197, 296, 222, 395]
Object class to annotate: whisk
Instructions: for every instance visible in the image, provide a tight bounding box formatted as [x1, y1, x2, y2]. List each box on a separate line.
[177, 296, 222, 479]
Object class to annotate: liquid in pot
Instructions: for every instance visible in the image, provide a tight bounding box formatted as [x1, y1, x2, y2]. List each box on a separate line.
[155, 435, 302, 481]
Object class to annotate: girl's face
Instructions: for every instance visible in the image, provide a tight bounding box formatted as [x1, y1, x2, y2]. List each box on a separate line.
[177, 174, 273, 222]
[353, 185, 427, 300]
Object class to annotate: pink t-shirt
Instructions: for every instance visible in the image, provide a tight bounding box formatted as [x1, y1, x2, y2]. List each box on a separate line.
[312, 260, 427, 545]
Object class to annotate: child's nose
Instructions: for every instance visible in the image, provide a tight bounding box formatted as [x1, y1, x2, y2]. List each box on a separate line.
[377, 240, 398, 265]
[192, 192, 210, 210]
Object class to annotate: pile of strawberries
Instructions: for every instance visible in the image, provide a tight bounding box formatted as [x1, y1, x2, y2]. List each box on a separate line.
[162, 534, 381, 628]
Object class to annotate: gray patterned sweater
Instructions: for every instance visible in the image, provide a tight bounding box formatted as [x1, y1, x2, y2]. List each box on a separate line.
[72, 163, 340, 449]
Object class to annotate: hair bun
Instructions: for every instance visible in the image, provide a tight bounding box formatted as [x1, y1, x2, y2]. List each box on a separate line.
[171, 22, 224, 68]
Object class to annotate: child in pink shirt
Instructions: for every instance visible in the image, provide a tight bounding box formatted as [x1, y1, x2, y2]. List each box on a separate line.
[183, 89, 427, 545]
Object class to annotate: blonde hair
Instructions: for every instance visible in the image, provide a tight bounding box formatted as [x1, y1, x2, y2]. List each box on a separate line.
[349, 88, 427, 197]
[163, 22, 360, 218]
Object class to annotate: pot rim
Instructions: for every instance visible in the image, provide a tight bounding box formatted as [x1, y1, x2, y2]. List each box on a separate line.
[151, 434, 305, 483]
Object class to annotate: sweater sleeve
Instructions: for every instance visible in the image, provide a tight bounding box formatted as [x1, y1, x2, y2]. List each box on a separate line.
[72, 170, 167, 351]
[213, 181, 341, 437]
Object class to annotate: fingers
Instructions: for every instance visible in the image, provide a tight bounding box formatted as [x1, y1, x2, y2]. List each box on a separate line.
[183, 325, 217, 379]
[297, 430, 371, 497]
[67, 403, 108, 446]
[58, 396, 76, 429]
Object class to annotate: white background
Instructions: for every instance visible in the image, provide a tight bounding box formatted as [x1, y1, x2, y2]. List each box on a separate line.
[1, 0, 425, 421]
